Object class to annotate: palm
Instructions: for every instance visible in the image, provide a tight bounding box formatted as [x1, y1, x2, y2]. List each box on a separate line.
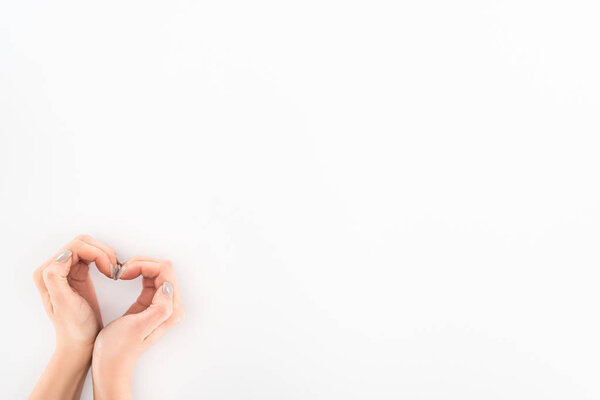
[95, 276, 158, 352]
[62, 261, 103, 342]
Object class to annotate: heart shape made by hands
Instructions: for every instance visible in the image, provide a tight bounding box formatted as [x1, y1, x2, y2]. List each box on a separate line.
[35, 235, 183, 332]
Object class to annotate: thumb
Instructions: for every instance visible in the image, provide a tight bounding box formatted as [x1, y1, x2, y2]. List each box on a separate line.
[42, 249, 74, 304]
[133, 281, 174, 339]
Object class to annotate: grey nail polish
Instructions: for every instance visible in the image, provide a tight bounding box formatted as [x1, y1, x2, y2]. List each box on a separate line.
[110, 264, 117, 279]
[55, 249, 72, 263]
[163, 281, 173, 297]
[115, 265, 127, 280]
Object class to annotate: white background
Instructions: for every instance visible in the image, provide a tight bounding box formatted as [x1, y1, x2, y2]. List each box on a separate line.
[1, 1, 600, 399]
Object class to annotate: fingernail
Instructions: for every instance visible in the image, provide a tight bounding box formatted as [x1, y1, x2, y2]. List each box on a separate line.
[115, 265, 127, 280]
[55, 249, 72, 263]
[163, 281, 173, 297]
[110, 264, 118, 279]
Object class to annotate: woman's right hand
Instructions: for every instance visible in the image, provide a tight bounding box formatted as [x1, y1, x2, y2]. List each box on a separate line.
[91, 256, 185, 400]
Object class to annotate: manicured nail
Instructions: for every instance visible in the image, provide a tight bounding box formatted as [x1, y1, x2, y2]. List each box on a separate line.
[55, 249, 72, 263]
[163, 281, 173, 297]
[110, 264, 118, 279]
[115, 265, 127, 280]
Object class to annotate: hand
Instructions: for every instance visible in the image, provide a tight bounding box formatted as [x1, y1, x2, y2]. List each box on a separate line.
[32, 235, 118, 348]
[30, 235, 118, 400]
[92, 257, 184, 400]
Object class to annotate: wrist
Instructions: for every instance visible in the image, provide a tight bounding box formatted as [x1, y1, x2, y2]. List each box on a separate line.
[92, 360, 134, 400]
[55, 342, 94, 363]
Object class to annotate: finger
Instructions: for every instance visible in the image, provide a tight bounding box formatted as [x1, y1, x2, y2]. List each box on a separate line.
[124, 270, 183, 317]
[78, 235, 118, 269]
[144, 283, 185, 345]
[42, 249, 75, 305]
[66, 237, 114, 279]
[124, 294, 152, 315]
[121, 258, 181, 320]
[132, 281, 174, 339]
[38, 236, 116, 279]
[121, 255, 158, 263]
[124, 279, 157, 315]
[117, 257, 166, 281]
[122, 259, 180, 308]
[144, 273, 184, 345]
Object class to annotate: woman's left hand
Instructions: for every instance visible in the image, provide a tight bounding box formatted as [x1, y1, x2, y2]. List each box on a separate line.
[32, 234, 118, 349]
[30, 234, 119, 400]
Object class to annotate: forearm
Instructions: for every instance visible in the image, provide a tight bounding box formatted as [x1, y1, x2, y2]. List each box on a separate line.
[29, 345, 92, 400]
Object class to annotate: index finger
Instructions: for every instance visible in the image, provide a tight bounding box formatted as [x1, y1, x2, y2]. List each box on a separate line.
[39, 235, 116, 279]
[119, 256, 183, 329]
[118, 256, 176, 287]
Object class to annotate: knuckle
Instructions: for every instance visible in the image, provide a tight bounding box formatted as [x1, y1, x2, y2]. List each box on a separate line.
[76, 234, 91, 241]
[42, 267, 56, 281]
[156, 302, 171, 316]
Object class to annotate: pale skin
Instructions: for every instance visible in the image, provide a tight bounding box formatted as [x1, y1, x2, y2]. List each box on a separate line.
[29, 235, 185, 400]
